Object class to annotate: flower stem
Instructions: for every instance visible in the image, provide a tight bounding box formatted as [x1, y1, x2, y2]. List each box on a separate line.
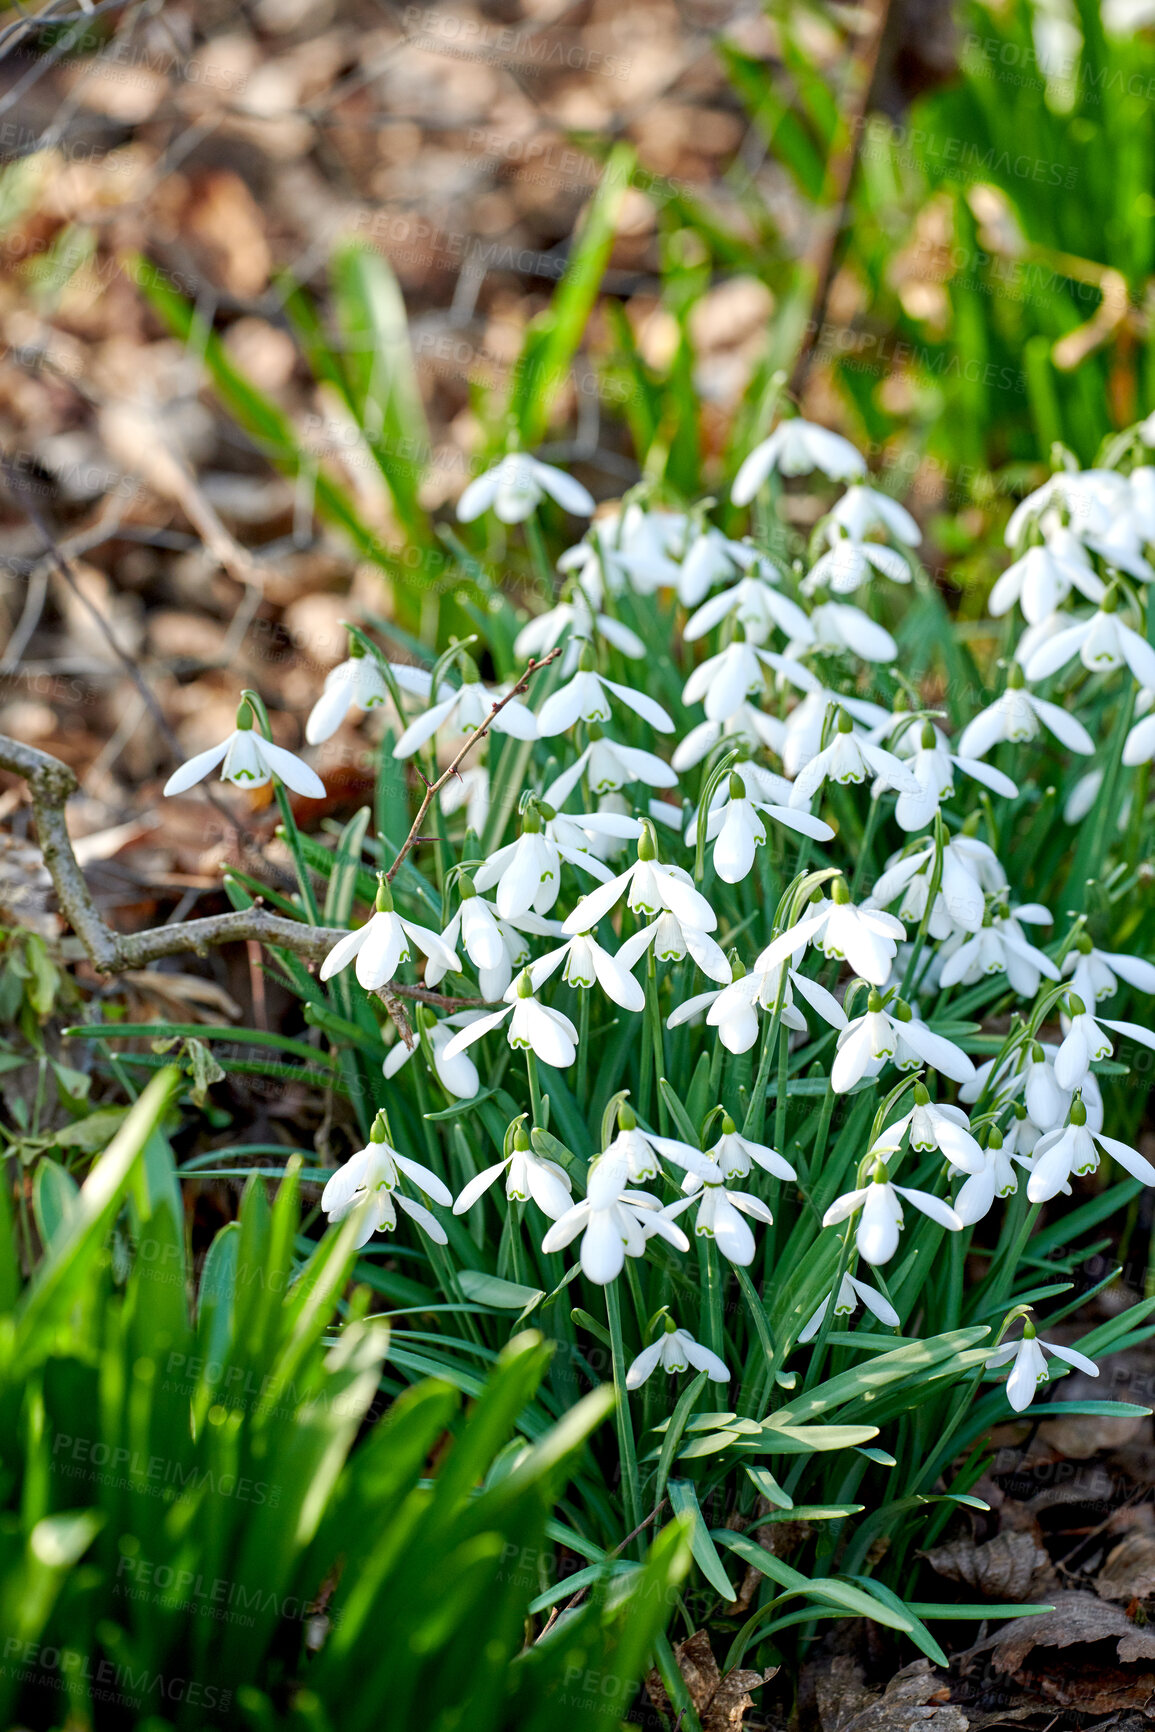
[524, 511, 557, 603]
[577, 984, 590, 1099]
[605, 1279, 642, 1541]
[525, 1048, 544, 1128]
[646, 950, 668, 1134]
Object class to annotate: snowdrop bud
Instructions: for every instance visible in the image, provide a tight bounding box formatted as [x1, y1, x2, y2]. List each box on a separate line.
[460, 651, 480, 682]
[579, 641, 597, 673]
[370, 1113, 388, 1144]
[920, 723, 936, 750]
[458, 874, 477, 900]
[1102, 583, 1119, 614]
[722, 1114, 737, 1134]
[1007, 661, 1025, 689]
[638, 821, 657, 862]
[728, 951, 747, 980]
[523, 805, 543, 835]
[514, 1125, 532, 1151]
[1068, 993, 1086, 1017]
[871, 1157, 889, 1183]
[1070, 1094, 1087, 1126]
[893, 998, 913, 1022]
[913, 1081, 930, 1107]
[985, 1124, 1004, 1150]
[618, 1100, 637, 1131]
[831, 877, 850, 906]
[1022, 1316, 1037, 1340]
[867, 989, 885, 1013]
[729, 771, 747, 801]
[516, 969, 534, 999]
[836, 709, 853, 735]
[236, 699, 254, 730]
[1076, 931, 1093, 954]
[375, 877, 394, 913]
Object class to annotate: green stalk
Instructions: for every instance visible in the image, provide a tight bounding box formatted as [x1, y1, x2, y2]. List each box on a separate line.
[525, 1049, 544, 1128]
[646, 951, 668, 1134]
[524, 511, 557, 601]
[605, 1278, 642, 1540]
[577, 985, 590, 1099]
[242, 689, 321, 924]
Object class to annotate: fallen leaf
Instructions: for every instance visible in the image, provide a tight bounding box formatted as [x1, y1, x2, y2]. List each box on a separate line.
[924, 1531, 1050, 1602]
[645, 1628, 776, 1731]
[1099, 1535, 1155, 1604]
[816, 1658, 966, 1732]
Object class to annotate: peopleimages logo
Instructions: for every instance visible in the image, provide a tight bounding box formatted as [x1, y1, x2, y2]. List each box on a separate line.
[0, 1640, 231, 1712]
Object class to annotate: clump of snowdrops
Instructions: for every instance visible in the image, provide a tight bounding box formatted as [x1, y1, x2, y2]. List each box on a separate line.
[167, 412, 1155, 1663]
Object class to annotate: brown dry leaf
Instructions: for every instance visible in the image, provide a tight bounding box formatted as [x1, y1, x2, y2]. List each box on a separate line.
[1099, 1535, 1155, 1604]
[978, 1591, 1155, 1713]
[816, 1658, 965, 1732]
[119, 972, 244, 1024]
[923, 1531, 1050, 1602]
[0, 830, 58, 938]
[644, 1628, 776, 1732]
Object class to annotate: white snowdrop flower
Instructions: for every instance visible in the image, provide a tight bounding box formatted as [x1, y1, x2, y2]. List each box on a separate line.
[1005, 468, 1126, 547]
[793, 600, 898, 663]
[674, 525, 750, 607]
[540, 1162, 690, 1284]
[383, 1008, 484, 1102]
[562, 823, 717, 936]
[598, 504, 691, 596]
[788, 709, 921, 808]
[456, 452, 595, 523]
[798, 1271, 900, 1344]
[988, 529, 1105, 625]
[803, 533, 912, 595]
[696, 1117, 798, 1186]
[626, 1322, 730, 1389]
[1122, 707, 1155, 766]
[1055, 992, 1155, 1091]
[868, 834, 1006, 938]
[526, 928, 646, 1013]
[1028, 1094, 1155, 1202]
[732, 418, 866, 503]
[832, 995, 975, 1093]
[597, 1104, 723, 1188]
[544, 730, 679, 805]
[536, 644, 674, 736]
[960, 1045, 1104, 1137]
[884, 721, 1018, 832]
[392, 659, 538, 758]
[440, 761, 490, 833]
[164, 699, 325, 800]
[682, 1180, 775, 1266]
[616, 908, 730, 983]
[1086, 513, 1155, 582]
[683, 575, 813, 646]
[683, 760, 795, 849]
[428, 877, 560, 1000]
[672, 705, 786, 773]
[442, 970, 581, 1070]
[822, 1163, 963, 1266]
[682, 636, 818, 723]
[320, 879, 461, 990]
[873, 1084, 984, 1172]
[988, 1320, 1099, 1413]
[937, 904, 1059, 996]
[957, 663, 1094, 758]
[700, 771, 834, 884]
[306, 647, 438, 744]
[1064, 936, 1155, 1004]
[1024, 588, 1155, 687]
[453, 1124, 573, 1221]
[952, 1128, 1023, 1226]
[513, 586, 645, 671]
[321, 1115, 451, 1249]
[473, 804, 625, 921]
[678, 956, 844, 1055]
[757, 879, 907, 988]
[780, 689, 888, 779]
[827, 484, 921, 547]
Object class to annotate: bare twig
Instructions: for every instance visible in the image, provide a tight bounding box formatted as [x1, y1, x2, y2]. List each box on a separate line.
[384, 649, 561, 882]
[787, 0, 893, 401]
[0, 731, 484, 1008]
